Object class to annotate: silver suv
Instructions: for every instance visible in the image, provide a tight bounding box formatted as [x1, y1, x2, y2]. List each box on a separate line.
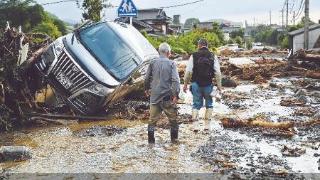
[35, 21, 158, 114]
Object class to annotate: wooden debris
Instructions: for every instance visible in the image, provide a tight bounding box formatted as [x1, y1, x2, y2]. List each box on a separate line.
[221, 118, 294, 130]
[281, 145, 306, 157]
[280, 98, 306, 107]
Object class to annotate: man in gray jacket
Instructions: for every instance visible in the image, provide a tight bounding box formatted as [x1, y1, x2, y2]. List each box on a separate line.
[145, 43, 180, 144]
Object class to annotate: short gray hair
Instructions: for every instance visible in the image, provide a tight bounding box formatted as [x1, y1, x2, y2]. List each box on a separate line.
[158, 42, 171, 55]
[198, 38, 208, 47]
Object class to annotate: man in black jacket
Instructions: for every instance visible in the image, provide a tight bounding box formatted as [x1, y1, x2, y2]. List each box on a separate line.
[183, 39, 222, 129]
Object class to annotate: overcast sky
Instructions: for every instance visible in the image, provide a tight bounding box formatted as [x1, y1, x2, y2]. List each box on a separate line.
[37, 0, 320, 25]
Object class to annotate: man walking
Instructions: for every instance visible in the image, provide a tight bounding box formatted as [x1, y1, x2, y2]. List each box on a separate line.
[183, 39, 222, 126]
[145, 43, 180, 144]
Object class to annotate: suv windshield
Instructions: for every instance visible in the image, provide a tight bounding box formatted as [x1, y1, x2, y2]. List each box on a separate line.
[79, 23, 141, 80]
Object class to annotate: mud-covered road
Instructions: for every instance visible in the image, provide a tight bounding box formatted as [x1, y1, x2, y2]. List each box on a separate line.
[0, 76, 319, 178]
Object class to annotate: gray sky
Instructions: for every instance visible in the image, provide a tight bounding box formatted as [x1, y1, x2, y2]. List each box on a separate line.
[37, 0, 320, 25]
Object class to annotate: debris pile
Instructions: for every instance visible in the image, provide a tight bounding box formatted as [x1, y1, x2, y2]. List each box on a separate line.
[107, 100, 150, 120]
[219, 49, 288, 58]
[0, 26, 52, 131]
[0, 146, 31, 162]
[281, 145, 306, 157]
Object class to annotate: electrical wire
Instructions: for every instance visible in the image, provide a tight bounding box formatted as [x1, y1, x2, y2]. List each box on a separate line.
[40, 0, 77, 6]
[293, 0, 304, 21]
[159, 0, 205, 9]
[41, 0, 205, 10]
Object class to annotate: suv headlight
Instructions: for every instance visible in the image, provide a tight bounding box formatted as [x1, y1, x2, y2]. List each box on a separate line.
[53, 40, 64, 55]
[88, 84, 109, 95]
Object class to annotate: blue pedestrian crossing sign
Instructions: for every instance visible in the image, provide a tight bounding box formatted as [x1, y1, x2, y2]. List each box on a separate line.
[118, 0, 138, 17]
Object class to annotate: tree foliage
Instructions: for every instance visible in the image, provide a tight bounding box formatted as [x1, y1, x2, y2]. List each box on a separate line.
[144, 28, 224, 54]
[0, 0, 67, 39]
[82, 0, 104, 22]
[184, 18, 200, 29]
[32, 22, 62, 39]
[230, 28, 244, 39]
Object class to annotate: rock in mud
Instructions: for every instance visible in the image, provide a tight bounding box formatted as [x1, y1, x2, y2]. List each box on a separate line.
[281, 145, 306, 157]
[222, 77, 238, 87]
[295, 89, 307, 97]
[74, 126, 126, 137]
[0, 146, 31, 162]
[314, 111, 320, 120]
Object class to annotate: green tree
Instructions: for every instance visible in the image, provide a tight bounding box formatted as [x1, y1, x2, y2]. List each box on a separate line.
[0, 0, 67, 38]
[211, 22, 225, 45]
[227, 38, 235, 44]
[184, 18, 200, 29]
[245, 37, 253, 49]
[234, 36, 243, 47]
[143, 28, 222, 54]
[82, 0, 104, 22]
[230, 28, 244, 39]
[32, 21, 62, 39]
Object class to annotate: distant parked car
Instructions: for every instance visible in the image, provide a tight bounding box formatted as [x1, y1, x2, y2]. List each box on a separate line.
[33, 21, 158, 114]
[226, 44, 239, 51]
[252, 42, 265, 50]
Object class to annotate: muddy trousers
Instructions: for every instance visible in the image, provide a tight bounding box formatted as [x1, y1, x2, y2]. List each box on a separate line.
[148, 100, 179, 143]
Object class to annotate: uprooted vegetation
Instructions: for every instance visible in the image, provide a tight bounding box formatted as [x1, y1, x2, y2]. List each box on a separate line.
[0, 27, 54, 131]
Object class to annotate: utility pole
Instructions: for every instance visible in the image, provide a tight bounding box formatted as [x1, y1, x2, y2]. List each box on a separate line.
[304, 0, 309, 49]
[292, 11, 296, 25]
[281, 9, 284, 29]
[269, 10, 272, 25]
[286, 0, 289, 27]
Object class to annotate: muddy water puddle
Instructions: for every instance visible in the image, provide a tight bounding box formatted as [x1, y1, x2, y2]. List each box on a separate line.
[1, 77, 319, 175]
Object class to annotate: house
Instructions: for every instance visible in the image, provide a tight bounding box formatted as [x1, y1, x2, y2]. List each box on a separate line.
[198, 19, 243, 33]
[198, 22, 213, 30]
[169, 15, 183, 35]
[117, 8, 172, 35]
[288, 24, 320, 53]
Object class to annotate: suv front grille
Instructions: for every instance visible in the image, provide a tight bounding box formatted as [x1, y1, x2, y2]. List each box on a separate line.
[50, 49, 94, 94]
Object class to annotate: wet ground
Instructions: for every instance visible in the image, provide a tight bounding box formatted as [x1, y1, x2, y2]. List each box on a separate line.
[0, 76, 319, 178]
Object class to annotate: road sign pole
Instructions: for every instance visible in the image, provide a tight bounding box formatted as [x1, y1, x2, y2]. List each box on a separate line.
[130, 17, 133, 25]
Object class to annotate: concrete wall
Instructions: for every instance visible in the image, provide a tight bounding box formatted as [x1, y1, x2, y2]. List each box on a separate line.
[292, 28, 320, 52]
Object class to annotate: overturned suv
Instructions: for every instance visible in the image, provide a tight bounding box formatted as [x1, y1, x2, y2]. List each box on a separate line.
[34, 21, 158, 114]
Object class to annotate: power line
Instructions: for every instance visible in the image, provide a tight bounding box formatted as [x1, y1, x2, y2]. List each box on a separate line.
[159, 0, 205, 9]
[293, 0, 304, 22]
[41, 0, 77, 6]
[41, 0, 205, 9]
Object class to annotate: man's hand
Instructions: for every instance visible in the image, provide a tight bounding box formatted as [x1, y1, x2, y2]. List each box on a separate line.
[172, 96, 178, 104]
[145, 90, 150, 97]
[183, 84, 188, 93]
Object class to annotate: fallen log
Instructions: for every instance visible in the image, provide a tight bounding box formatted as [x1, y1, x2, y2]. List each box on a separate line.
[220, 118, 294, 130]
[306, 71, 320, 79]
[280, 98, 306, 107]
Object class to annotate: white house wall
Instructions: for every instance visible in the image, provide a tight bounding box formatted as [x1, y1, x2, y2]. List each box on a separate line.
[293, 28, 320, 52]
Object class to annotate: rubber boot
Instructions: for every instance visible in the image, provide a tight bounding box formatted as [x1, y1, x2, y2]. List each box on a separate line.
[170, 124, 179, 143]
[192, 109, 199, 120]
[148, 125, 155, 144]
[204, 108, 213, 120]
[204, 108, 213, 131]
[192, 109, 200, 133]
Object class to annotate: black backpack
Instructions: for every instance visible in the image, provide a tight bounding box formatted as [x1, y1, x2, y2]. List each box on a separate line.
[192, 50, 215, 87]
